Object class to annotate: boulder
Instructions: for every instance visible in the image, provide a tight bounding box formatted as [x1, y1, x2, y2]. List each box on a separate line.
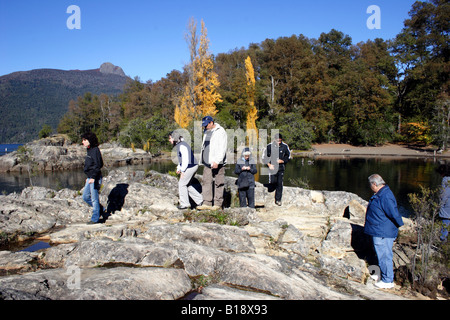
[0, 267, 191, 300]
[0, 135, 153, 173]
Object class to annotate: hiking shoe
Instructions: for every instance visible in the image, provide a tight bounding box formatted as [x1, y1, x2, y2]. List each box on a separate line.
[374, 281, 394, 289]
[275, 201, 282, 206]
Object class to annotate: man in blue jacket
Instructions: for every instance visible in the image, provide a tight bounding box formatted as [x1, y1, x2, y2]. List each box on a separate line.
[437, 164, 450, 241]
[364, 174, 404, 289]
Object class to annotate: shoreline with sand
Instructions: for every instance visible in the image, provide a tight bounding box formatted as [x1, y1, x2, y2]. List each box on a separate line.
[294, 143, 450, 159]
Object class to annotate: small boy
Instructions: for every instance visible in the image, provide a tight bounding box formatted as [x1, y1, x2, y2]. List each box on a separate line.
[234, 148, 257, 208]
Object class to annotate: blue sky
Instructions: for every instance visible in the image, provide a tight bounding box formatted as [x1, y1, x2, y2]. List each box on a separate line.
[1, 0, 417, 82]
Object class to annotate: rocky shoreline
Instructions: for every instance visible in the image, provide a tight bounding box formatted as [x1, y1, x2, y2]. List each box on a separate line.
[0, 135, 153, 173]
[0, 167, 422, 300]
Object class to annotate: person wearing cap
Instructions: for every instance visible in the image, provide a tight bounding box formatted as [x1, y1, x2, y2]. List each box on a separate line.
[234, 147, 257, 208]
[262, 133, 291, 206]
[169, 130, 203, 210]
[199, 116, 228, 209]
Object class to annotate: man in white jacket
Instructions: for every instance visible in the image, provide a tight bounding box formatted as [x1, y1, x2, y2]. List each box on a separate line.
[199, 116, 228, 209]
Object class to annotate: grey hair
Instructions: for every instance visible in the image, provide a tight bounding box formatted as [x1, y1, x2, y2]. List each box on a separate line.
[368, 174, 386, 186]
[169, 130, 184, 143]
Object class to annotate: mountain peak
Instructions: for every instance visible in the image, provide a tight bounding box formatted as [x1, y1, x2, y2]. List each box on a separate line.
[99, 62, 126, 77]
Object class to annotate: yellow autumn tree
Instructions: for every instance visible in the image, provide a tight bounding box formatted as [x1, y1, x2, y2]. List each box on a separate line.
[175, 18, 222, 128]
[194, 20, 222, 118]
[245, 56, 258, 147]
[175, 18, 197, 128]
[174, 86, 195, 128]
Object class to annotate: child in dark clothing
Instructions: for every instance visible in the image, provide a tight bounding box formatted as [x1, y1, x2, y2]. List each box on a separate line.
[234, 148, 257, 208]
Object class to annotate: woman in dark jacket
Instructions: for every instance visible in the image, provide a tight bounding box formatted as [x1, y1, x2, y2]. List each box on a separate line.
[234, 147, 257, 208]
[81, 132, 104, 224]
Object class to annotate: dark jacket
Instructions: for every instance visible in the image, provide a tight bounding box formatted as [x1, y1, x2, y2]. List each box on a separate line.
[364, 185, 404, 238]
[84, 146, 103, 180]
[234, 152, 257, 189]
[262, 141, 291, 172]
[176, 141, 197, 172]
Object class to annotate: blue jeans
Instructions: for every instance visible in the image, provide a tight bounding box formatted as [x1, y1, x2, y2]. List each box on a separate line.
[372, 236, 395, 283]
[82, 178, 102, 222]
[441, 219, 450, 242]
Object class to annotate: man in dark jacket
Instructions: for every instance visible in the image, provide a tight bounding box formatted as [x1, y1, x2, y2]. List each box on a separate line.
[234, 147, 257, 208]
[81, 132, 104, 224]
[364, 174, 404, 289]
[262, 133, 291, 206]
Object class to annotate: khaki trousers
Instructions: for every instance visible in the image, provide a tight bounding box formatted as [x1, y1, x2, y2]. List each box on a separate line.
[179, 165, 203, 207]
[202, 165, 225, 207]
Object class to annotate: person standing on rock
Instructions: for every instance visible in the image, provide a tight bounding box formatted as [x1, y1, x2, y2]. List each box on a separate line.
[262, 133, 291, 206]
[198, 116, 228, 210]
[169, 130, 203, 210]
[364, 174, 404, 289]
[234, 147, 257, 208]
[437, 164, 450, 242]
[81, 132, 105, 224]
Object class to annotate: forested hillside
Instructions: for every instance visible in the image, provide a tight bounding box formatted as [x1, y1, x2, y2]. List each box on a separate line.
[58, 0, 448, 152]
[0, 63, 129, 143]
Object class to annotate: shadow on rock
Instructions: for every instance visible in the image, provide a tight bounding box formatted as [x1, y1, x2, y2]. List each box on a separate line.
[102, 183, 129, 222]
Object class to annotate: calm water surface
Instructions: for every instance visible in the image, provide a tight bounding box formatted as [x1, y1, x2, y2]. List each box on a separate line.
[0, 144, 22, 156]
[0, 157, 443, 217]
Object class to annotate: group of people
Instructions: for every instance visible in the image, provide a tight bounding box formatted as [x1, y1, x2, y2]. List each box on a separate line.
[80, 116, 293, 222]
[80, 117, 450, 291]
[169, 116, 292, 210]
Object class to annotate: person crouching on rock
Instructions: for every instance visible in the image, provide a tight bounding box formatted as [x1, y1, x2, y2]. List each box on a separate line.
[169, 130, 203, 210]
[234, 147, 257, 208]
[81, 132, 105, 224]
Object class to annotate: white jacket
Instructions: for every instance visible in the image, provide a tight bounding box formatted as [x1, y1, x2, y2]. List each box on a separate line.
[201, 123, 227, 166]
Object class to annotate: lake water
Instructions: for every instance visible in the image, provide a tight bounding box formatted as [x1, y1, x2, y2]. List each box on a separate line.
[0, 156, 444, 217]
[0, 144, 22, 156]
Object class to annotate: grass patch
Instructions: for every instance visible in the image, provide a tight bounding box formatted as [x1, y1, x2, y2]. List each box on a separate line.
[183, 209, 242, 226]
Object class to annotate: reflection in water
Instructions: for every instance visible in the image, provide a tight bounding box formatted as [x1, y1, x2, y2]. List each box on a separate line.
[0, 157, 443, 217]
